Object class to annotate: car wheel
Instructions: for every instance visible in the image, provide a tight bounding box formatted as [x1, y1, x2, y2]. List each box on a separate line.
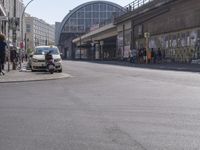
[58, 69, 62, 73]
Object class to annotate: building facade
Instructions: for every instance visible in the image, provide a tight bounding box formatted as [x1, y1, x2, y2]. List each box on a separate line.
[3, 0, 24, 47]
[25, 16, 55, 52]
[72, 0, 200, 64]
[115, 0, 200, 63]
[56, 0, 125, 59]
[0, 0, 7, 35]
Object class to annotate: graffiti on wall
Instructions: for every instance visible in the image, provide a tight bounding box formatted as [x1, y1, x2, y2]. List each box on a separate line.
[136, 28, 200, 63]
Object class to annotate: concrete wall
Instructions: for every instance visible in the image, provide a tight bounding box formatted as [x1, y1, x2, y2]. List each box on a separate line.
[142, 0, 200, 35]
[131, 0, 200, 63]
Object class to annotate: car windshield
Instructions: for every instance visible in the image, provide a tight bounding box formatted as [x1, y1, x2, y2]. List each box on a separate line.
[34, 47, 59, 55]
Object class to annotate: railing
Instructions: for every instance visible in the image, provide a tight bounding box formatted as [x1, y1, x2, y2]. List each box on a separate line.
[85, 0, 155, 33]
[124, 0, 154, 12]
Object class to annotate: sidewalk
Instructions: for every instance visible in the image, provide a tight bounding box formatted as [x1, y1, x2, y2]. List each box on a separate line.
[0, 63, 70, 83]
[91, 61, 200, 73]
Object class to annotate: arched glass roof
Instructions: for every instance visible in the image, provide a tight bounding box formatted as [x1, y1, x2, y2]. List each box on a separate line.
[57, 1, 125, 44]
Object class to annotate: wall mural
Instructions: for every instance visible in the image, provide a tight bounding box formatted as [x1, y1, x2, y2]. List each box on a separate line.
[136, 28, 200, 63]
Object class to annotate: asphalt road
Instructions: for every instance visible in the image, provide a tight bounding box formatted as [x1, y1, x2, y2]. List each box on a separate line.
[0, 61, 200, 150]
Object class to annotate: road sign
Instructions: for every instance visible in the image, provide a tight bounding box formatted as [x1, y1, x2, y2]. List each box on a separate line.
[0, 16, 8, 21]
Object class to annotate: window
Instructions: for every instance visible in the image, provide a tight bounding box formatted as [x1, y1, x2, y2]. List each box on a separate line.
[26, 24, 31, 32]
[85, 19, 91, 27]
[78, 19, 84, 26]
[85, 5, 92, 11]
[93, 4, 99, 11]
[64, 26, 69, 32]
[70, 19, 77, 26]
[93, 12, 99, 18]
[78, 26, 84, 32]
[100, 12, 106, 18]
[78, 11, 84, 19]
[107, 5, 114, 11]
[93, 18, 99, 25]
[107, 12, 113, 19]
[100, 4, 106, 11]
[71, 13, 77, 19]
[85, 12, 91, 18]
[70, 26, 77, 32]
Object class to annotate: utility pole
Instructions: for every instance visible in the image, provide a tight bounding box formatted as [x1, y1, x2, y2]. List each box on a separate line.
[7, 12, 10, 72]
[12, 0, 17, 70]
[20, 0, 34, 69]
[80, 36, 81, 60]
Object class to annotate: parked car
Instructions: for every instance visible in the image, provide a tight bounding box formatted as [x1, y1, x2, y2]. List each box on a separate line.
[31, 46, 62, 72]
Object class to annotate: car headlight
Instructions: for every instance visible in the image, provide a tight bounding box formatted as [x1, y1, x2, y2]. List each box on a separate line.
[32, 58, 38, 62]
[54, 58, 62, 62]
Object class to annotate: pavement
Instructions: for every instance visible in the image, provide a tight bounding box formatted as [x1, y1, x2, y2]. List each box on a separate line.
[90, 60, 200, 73]
[0, 63, 71, 83]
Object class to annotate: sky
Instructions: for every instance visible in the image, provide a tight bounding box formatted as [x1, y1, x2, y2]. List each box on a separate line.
[23, 0, 132, 25]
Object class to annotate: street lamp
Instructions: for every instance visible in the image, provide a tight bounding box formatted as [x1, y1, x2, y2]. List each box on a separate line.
[20, 0, 34, 69]
[79, 36, 81, 60]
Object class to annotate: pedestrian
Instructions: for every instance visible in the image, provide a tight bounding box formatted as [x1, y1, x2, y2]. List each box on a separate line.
[130, 48, 136, 63]
[0, 33, 7, 75]
[143, 48, 147, 63]
[10, 47, 17, 70]
[21, 53, 23, 63]
[157, 48, 162, 63]
[147, 50, 151, 64]
[151, 48, 155, 63]
[138, 49, 143, 64]
[25, 53, 28, 62]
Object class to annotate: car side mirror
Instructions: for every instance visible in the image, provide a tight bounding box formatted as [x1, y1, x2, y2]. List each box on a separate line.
[29, 54, 33, 58]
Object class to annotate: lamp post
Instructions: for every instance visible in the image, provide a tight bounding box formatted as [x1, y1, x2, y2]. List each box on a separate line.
[79, 36, 81, 60]
[144, 32, 150, 64]
[20, 0, 34, 69]
[12, 0, 17, 70]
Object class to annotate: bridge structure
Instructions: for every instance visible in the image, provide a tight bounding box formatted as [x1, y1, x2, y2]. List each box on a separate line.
[72, 0, 155, 60]
[73, 0, 200, 63]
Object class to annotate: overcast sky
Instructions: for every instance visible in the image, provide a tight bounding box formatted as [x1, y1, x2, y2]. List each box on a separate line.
[23, 0, 132, 24]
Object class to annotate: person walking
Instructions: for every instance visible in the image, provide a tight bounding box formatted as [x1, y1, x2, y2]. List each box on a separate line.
[157, 48, 162, 63]
[143, 48, 147, 63]
[151, 48, 155, 63]
[0, 34, 7, 75]
[147, 49, 152, 64]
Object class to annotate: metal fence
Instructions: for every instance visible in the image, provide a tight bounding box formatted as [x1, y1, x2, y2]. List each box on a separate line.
[124, 0, 154, 11]
[85, 0, 155, 33]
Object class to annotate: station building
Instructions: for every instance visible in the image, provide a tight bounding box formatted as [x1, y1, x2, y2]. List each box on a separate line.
[73, 0, 200, 63]
[55, 1, 125, 59]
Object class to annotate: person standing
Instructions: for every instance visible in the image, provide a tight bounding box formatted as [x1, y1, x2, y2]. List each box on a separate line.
[157, 48, 162, 63]
[143, 48, 147, 63]
[151, 48, 155, 63]
[0, 34, 7, 75]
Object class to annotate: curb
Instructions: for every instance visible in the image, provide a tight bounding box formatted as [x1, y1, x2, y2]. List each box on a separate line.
[0, 72, 71, 83]
[89, 61, 200, 73]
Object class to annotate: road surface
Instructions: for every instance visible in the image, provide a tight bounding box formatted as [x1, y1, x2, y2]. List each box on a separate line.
[0, 61, 200, 150]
